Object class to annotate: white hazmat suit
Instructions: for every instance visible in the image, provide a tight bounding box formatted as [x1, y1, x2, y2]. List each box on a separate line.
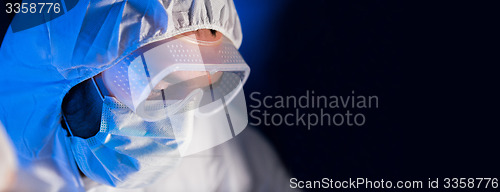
[0, 0, 290, 191]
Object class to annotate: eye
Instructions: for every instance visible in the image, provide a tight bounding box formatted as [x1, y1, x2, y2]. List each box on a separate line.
[178, 29, 222, 43]
[210, 29, 217, 37]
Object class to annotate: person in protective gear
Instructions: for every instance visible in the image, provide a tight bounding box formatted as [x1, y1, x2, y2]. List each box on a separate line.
[0, 0, 289, 191]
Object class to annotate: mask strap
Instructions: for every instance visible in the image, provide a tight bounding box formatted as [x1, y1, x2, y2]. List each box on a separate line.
[62, 113, 75, 137]
[91, 76, 105, 101]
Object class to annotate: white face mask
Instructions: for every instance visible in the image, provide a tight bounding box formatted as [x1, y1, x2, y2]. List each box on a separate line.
[65, 74, 248, 188]
[65, 90, 202, 188]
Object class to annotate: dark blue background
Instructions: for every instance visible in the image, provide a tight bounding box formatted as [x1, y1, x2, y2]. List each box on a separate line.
[2, 1, 499, 190]
[233, 0, 499, 189]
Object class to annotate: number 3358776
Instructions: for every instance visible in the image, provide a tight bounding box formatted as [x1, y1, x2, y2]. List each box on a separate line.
[6, 3, 61, 14]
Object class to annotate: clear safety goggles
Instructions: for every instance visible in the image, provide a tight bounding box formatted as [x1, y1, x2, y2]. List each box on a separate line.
[97, 32, 250, 156]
